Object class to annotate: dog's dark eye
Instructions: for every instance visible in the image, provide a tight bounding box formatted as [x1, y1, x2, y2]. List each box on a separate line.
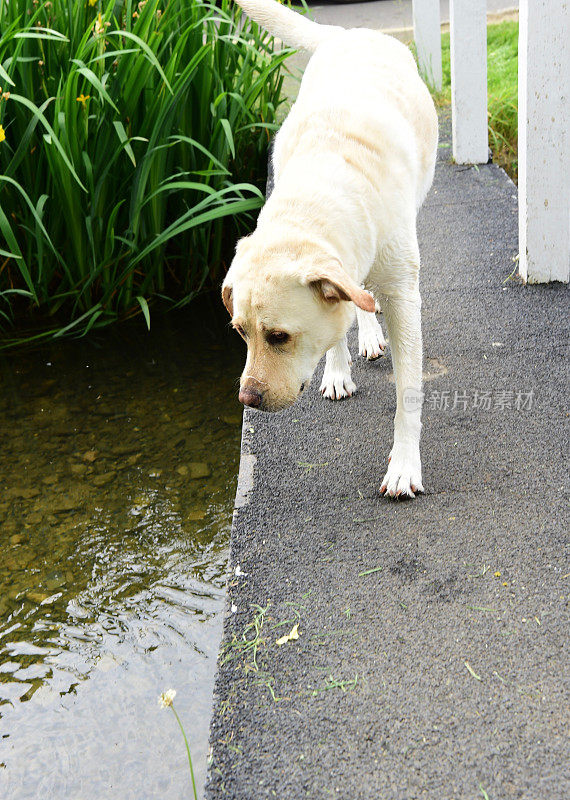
[267, 331, 290, 346]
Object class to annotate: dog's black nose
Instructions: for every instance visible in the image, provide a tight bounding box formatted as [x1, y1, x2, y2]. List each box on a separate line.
[239, 387, 263, 408]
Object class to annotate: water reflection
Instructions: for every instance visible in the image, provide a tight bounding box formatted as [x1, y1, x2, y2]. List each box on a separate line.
[0, 298, 243, 799]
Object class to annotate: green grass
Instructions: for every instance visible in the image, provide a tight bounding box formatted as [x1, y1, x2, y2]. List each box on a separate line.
[220, 602, 271, 671]
[435, 21, 519, 181]
[0, 0, 292, 345]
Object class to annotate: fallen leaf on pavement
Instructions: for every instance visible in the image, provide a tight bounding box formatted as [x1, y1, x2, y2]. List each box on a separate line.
[276, 624, 299, 646]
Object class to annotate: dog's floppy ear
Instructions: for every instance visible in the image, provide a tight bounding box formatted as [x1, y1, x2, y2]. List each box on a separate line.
[305, 260, 375, 312]
[222, 235, 252, 317]
[221, 283, 233, 317]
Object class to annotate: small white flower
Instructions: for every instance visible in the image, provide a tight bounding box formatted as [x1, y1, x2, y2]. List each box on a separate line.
[234, 564, 247, 577]
[231, 603, 237, 613]
[159, 688, 176, 708]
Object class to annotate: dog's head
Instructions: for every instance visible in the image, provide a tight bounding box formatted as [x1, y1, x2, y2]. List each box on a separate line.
[222, 236, 374, 412]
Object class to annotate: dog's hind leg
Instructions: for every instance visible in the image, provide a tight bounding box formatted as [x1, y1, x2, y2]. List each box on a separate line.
[356, 307, 387, 360]
[320, 336, 356, 400]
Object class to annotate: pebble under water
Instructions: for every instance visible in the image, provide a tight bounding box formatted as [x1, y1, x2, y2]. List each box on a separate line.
[0, 299, 244, 799]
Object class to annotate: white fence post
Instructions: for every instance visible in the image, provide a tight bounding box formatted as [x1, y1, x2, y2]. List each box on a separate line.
[413, 0, 442, 91]
[449, 0, 488, 164]
[518, 0, 569, 284]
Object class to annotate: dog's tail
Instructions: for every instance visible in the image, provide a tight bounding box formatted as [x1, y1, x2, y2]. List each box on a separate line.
[234, 0, 342, 52]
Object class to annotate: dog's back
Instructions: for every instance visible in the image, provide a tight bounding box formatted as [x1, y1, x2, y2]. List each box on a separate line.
[234, 0, 437, 209]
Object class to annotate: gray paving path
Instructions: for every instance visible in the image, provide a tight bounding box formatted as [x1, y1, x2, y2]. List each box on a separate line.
[205, 101, 568, 800]
[307, 1, 519, 34]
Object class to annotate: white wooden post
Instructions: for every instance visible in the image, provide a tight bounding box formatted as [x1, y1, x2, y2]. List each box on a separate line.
[413, 0, 442, 91]
[518, 0, 569, 284]
[449, 0, 488, 164]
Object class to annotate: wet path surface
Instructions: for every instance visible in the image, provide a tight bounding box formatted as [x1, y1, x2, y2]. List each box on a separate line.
[0, 299, 243, 799]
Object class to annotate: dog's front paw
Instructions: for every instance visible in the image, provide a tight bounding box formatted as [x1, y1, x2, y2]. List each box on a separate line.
[358, 320, 387, 360]
[320, 371, 356, 400]
[380, 444, 423, 499]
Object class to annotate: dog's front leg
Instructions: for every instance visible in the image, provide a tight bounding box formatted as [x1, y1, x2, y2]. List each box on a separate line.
[320, 336, 356, 400]
[378, 293, 424, 498]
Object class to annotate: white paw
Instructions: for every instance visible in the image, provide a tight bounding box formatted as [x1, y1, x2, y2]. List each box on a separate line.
[358, 321, 387, 360]
[320, 370, 356, 400]
[380, 444, 424, 499]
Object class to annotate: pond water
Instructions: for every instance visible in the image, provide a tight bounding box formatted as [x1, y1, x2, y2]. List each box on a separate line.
[0, 298, 244, 799]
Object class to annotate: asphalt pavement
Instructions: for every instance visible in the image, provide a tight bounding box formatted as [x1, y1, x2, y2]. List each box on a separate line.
[205, 42, 568, 800]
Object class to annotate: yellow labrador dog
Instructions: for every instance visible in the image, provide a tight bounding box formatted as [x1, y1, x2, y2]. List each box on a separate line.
[222, 0, 438, 498]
